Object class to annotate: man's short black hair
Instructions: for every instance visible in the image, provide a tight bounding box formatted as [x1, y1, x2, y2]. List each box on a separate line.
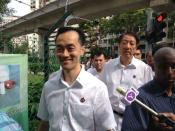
[55, 26, 85, 46]
[136, 46, 142, 53]
[91, 48, 107, 59]
[118, 32, 140, 46]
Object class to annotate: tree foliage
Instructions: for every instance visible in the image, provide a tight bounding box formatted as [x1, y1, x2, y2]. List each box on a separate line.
[79, 9, 147, 48]
[0, 0, 14, 19]
[0, 0, 15, 52]
[100, 9, 147, 35]
[13, 42, 29, 54]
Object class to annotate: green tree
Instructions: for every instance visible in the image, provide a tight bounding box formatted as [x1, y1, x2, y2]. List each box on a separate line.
[100, 9, 147, 35]
[0, 0, 15, 52]
[13, 41, 28, 54]
[80, 8, 147, 46]
[0, 0, 14, 19]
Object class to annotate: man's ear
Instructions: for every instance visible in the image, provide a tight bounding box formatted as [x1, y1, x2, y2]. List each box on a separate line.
[80, 46, 85, 56]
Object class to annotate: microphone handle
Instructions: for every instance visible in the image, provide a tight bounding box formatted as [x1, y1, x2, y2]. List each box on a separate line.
[134, 99, 158, 116]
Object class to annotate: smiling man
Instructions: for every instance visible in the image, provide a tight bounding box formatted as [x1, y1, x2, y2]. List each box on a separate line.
[100, 32, 153, 131]
[37, 27, 116, 131]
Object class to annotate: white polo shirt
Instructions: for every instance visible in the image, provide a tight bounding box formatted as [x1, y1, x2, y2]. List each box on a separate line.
[37, 68, 116, 131]
[100, 56, 153, 130]
[87, 67, 101, 79]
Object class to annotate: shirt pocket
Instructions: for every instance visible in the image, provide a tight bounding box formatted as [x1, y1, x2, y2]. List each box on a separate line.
[70, 103, 94, 129]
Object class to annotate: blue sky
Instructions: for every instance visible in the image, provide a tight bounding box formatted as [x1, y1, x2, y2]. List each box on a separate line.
[8, 0, 31, 16]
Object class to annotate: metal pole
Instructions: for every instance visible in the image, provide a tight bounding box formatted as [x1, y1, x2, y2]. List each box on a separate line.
[146, 8, 154, 52]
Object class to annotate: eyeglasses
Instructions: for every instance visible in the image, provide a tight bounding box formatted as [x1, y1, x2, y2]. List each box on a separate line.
[134, 53, 141, 56]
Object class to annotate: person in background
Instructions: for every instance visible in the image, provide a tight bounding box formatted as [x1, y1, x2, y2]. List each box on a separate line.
[106, 55, 113, 62]
[146, 51, 154, 71]
[0, 112, 23, 131]
[87, 49, 107, 79]
[122, 47, 175, 131]
[134, 46, 142, 60]
[100, 32, 153, 131]
[37, 27, 116, 131]
[85, 54, 94, 70]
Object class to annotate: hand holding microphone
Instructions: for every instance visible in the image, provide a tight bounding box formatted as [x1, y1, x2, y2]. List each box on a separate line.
[116, 86, 175, 128]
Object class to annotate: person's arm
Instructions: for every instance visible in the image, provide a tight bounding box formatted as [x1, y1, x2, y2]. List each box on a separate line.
[37, 87, 49, 131]
[38, 120, 49, 131]
[94, 83, 116, 130]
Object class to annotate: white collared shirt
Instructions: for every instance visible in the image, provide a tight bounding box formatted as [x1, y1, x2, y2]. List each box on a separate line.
[100, 56, 153, 113]
[100, 57, 153, 130]
[87, 67, 102, 79]
[37, 68, 116, 131]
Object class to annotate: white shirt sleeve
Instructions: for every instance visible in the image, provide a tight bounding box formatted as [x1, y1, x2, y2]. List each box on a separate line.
[37, 87, 49, 121]
[94, 84, 116, 130]
[144, 65, 154, 83]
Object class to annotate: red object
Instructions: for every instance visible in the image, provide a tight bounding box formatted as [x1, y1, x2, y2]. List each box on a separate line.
[4, 80, 16, 89]
[156, 12, 167, 22]
[157, 15, 163, 22]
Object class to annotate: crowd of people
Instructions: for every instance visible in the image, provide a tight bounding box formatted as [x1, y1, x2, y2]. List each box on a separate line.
[0, 26, 170, 131]
[36, 26, 175, 131]
[2, 26, 173, 131]
[0, 11, 173, 131]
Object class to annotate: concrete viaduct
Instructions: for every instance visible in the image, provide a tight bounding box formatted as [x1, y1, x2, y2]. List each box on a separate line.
[1, 0, 174, 37]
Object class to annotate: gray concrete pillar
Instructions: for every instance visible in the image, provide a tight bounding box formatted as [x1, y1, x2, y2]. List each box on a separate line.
[38, 33, 45, 59]
[36, 28, 47, 59]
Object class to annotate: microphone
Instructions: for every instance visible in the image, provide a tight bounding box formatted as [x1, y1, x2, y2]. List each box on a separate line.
[116, 86, 175, 127]
[116, 87, 158, 115]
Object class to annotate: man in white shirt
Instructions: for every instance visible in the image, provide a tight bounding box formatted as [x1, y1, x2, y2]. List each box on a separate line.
[37, 27, 116, 131]
[100, 32, 153, 131]
[87, 50, 106, 79]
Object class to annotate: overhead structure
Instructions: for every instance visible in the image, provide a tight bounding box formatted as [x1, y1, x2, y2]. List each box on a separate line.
[0, 0, 152, 37]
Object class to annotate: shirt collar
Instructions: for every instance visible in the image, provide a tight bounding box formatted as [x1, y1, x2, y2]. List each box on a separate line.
[75, 68, 87, 87]
[114, 56, 136, 69]
[58, 68, 85, 88]
[150, 79, 175, 97]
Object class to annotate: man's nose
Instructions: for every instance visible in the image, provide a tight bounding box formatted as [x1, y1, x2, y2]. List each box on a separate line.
[125, 42, 131, 48]
[97, 61, 101, 64]
[168, 67, 175, 74]
[62, 49, 69, 56]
